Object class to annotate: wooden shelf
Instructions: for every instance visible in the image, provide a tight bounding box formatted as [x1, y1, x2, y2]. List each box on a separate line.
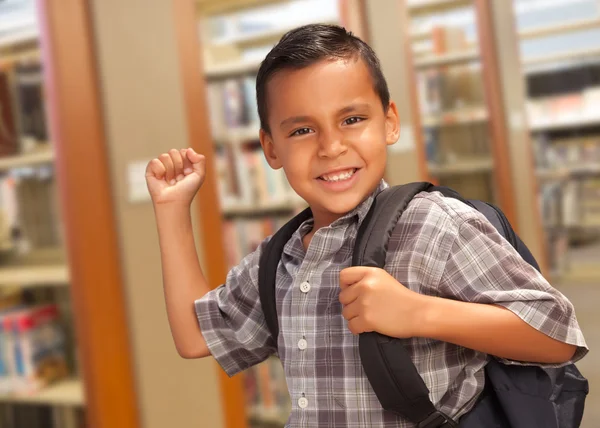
[523, 47, 600, 68]
[428, 157, 493, 176]
[529, 115, 600, 132]
[519, 18, 600, 40]
[422, 106, 488, 127]
[212, 19, 338, 47]
[414, 50, 479, 69]
[536, 164, 600, 180]
[205, 60, 261, 79]
[407, 0, 472, 15]
[0, 378, 84, 407]
[0, 264, 70, 288]
[196, 0, 282, 16]
[0, 147, 54, 172]
[0, 28, 39, 50]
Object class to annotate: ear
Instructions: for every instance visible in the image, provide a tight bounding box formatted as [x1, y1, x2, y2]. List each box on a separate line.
[259, 128, 283, 169]
[385, 101, 400, 146]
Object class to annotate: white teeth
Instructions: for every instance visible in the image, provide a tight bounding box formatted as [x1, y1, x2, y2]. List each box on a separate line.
[321, 169, 355, 182]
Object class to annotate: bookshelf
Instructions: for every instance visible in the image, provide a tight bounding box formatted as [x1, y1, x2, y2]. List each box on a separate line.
[0, 378, 84, 407]
[513, 0, 600, 281]
[0, 3, 88, 426]
[0, 0, 143, 427]
[398, 0, 548, 272]
[0, 147, 54, 171]
[400, 1, 514, 219]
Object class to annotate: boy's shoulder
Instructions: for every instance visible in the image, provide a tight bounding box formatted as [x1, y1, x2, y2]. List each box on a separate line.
[395, 190, 487, 239]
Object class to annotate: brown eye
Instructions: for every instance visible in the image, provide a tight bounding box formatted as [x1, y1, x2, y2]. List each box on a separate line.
[344, 117, 364, 125]
[290, 127, 313, 136]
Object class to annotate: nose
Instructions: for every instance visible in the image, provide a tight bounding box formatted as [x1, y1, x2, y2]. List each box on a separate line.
[317, 127, 348, 158]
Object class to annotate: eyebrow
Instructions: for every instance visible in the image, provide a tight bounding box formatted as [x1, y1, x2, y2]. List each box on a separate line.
[279, 103, 371, 129]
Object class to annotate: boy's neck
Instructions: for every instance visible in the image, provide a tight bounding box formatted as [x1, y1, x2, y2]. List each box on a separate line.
[301, 209, 349, 250]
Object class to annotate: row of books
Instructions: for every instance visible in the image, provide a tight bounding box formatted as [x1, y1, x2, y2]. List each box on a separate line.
[526, 87, 600, 129]
[222, 217, 292, 269]
[416, 26, 484, 116]
[0, 404, 86, 428]
[534, 134, 600, 168]
[417, 64, 484, 117]
[538, 177, 600, 227]
[0, 61, 49, 156]
[0, 166, 62, 254]
[0, 289, 69, 398]
[539, 177, 600, 274]
[423, 123, 490, 165]
[215, 144, 298, 209]
[206, 76, 259, 140]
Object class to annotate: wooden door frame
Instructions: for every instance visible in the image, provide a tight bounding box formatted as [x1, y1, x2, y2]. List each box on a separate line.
[36, 1, 140, 427]
[172, 2, 248, 428]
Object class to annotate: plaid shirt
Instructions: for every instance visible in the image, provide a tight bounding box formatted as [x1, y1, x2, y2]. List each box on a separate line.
[196, 180, 587, 427]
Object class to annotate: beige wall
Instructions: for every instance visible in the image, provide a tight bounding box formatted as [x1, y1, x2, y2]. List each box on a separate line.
[365, 0, 423, 185]
[88, 1, 224, 427]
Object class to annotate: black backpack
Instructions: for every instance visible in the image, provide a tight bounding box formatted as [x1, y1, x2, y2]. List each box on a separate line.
[258, 182, 589, 428]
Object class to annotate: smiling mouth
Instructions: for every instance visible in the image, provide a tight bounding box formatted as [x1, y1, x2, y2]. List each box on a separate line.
[318, 168, 358, 182]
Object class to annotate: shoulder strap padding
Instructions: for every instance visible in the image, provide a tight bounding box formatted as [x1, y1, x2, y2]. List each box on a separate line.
[355, 182, 456, 426]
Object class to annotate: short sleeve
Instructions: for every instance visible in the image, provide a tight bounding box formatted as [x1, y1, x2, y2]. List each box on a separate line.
[195, 237, 277, 377]
[439, 204, 588, 366]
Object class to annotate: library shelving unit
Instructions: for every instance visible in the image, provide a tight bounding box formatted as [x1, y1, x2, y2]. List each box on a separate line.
[0, 1, 141, 427]
[176, 0, 367, 427]
[512, 0, 600, 282]
[0, 5, 85, 428]
[398, 0, 548, 273]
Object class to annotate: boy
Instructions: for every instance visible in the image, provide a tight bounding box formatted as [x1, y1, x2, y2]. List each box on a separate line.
[145, 24, 587, 427]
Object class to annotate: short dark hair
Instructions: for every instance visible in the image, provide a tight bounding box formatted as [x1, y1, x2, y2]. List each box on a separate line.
[256, 23, 390, 134]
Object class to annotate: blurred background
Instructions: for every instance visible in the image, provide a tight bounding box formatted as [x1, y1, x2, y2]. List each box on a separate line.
[0, 0, 599, 427]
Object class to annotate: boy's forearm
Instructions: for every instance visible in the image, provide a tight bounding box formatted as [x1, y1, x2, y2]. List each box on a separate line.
[154, 203, 211, 358]
[417, 296, 576, 364]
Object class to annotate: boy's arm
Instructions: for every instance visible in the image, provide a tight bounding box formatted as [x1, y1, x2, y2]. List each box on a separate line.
[147, 148, 276, 370]
[154, 204, 210, 359]
[426, 213, 587, 365]
[146, 148, 210, 359]
[419, 295, 577, 364]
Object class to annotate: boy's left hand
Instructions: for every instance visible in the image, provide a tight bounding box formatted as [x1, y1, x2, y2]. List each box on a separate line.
[339, 266, 429, 338]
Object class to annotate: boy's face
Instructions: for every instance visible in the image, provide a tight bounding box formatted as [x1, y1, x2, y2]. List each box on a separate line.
[260, 57, 399, 227]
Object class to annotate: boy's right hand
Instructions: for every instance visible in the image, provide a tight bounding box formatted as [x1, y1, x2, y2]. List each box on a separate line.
[145, 148, 206, 207]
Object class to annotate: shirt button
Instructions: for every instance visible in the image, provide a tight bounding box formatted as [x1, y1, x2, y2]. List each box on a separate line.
[298, 338, 308, 350]
[298, 396, 308, 409]
[300, 281, 311, 293]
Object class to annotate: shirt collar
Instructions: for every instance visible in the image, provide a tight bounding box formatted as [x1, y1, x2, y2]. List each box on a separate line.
[331, 179, 389, 227]
[283, 179, 389, 258]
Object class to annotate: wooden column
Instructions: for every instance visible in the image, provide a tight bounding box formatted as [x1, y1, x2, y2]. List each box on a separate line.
[35, 1, 140, 427]
[474, 0, 519, 230]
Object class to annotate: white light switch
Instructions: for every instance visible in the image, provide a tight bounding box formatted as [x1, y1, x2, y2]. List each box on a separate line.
[128, 160, 151, 203]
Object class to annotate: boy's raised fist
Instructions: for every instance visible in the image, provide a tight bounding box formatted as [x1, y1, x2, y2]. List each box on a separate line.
[145, 148, 206, 206]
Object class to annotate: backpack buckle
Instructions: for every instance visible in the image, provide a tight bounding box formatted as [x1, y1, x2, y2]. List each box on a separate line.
[417, 410, 456, 428]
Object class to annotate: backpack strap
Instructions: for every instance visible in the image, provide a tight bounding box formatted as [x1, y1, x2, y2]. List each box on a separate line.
[258, 207, 313, 341]
[355, 182, 458, 428]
